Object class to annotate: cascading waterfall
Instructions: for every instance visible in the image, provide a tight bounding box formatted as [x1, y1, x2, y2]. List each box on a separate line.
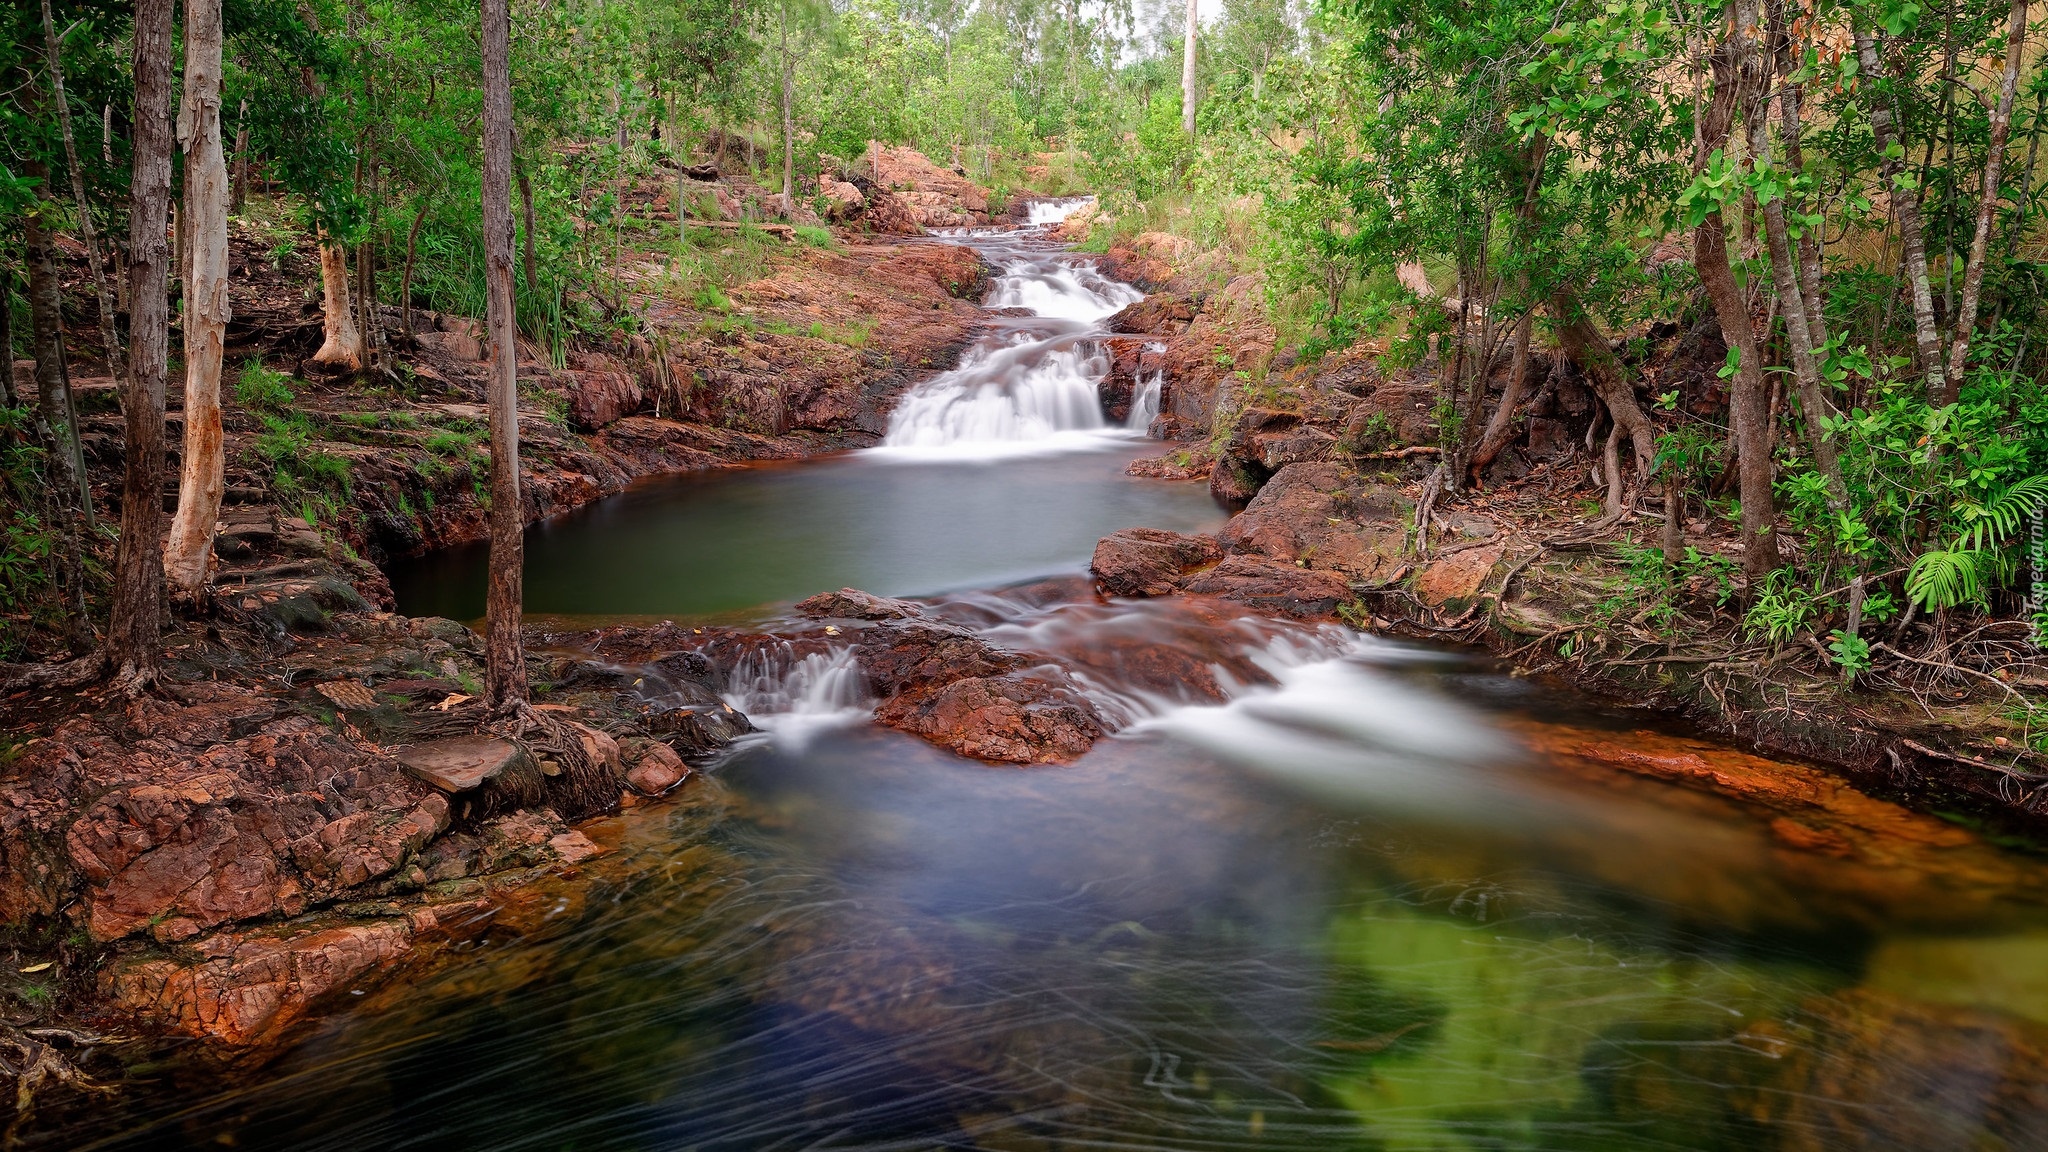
[875, 204, 1153, 458]
[1125, 370, 1162, 432]
[723, 644, 870, 748]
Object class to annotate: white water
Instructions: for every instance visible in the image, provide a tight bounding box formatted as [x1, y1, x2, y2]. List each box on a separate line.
[1125, 370, 1162, 432]
[723, 645, 871, 749]
[874, 211, 1152, 460]
[1024, 196, 1095, 226]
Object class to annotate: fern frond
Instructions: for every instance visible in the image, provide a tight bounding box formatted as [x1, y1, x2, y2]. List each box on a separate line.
[1905, 548, 1984, 611]
[1960, 473, 2048, 552]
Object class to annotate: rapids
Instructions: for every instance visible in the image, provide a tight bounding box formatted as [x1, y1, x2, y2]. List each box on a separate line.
[53, 199, 2048, 1152]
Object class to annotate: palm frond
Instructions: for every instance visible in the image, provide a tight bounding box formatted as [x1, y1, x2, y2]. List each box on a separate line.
[1905, 548, 1985, 611]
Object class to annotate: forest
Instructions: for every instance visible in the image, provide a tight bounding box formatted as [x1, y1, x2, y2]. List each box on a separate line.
[5, 0, 2048, 1144]
[5, 0, 2046, 696]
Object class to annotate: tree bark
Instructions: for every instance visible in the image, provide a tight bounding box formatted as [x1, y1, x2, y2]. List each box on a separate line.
[39, 0, 125, 381]
[1948, 0, 2028, 377]
[165, 0, 231, 595]
[1854, 26, 1948, 406]
[230, 98, 249, 212]
[481, 0, 527, 709]
[1744, 27, 1844, 506]
[1469, 309, 1534, 481]
[778, 1, 796, 208]
[107, 0, 177, 686]
[1181, 0, 1199, 136]
[22, 183, 90, 522]
[311, 236, 363, 368]
[1695, 4, 1779, 582]
[22, 188, 95, 650]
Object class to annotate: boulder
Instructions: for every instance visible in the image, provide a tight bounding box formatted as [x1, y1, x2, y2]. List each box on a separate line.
[854, 620, 1024, 696]
[1106, 294, 1197, 336]
[397, 736, 523, 793]
[564, 356, 644, 431]
[1090, 528, 1223, 597]
[621, 739, 691, 796]
[1218, 462, 1409, 584]
[1414, 544, 1505, 608]
[820, 178, 865, 221]
[1181, 555, 1354, 621]
[795, 587, 925, 620]
[874, 671, 1106, 765]
[102, 920, 414, 1045]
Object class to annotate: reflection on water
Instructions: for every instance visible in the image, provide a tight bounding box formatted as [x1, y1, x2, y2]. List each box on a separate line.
[388, 441, 1224, 621]
[50, 634, 2048, 1151]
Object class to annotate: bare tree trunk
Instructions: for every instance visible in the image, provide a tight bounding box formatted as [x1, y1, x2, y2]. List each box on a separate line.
[1696, 4, 1779, 583]
[1, 264, 15, 411]
[1771, 33, 1829, 351]
[165, 0, 230, 595]
[39, 0, 125, 383]
[779, 0, 796, 209]
[481, 0, 526, 710]
[312, 236, 363, 368]
[22, 190, 95, 649]
[1855, 26, 1948, 407]
[230, 98, 249, 212]
[1470, 309, 1534, 481]
[400, 198, 429, 340]
[1744, 24, 1844, 506]
[107, 0, 176, 687]
[22, 187, 90, 522]
[1949, 0, 2028, 377]
[1181, 0, 1199, 136]
[1662, 472, 1684, 565]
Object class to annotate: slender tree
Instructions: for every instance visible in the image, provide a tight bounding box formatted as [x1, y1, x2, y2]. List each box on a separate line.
[38, 0, 124, 381]
[1181, 0, 1198, 136]
[107, 0, 178, 686]
[1948, 0, 2028, 376]
[165, 0, 231, 594]
[481, 0, 527, 708]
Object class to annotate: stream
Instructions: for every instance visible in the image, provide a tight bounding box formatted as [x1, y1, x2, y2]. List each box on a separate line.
[58, 206, 2048, 1151]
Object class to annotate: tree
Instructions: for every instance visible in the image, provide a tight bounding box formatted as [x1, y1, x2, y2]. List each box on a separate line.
[480, 0, 525, 709]
[106, 0, 176, 685]
[1179, 0, 1197, 135]
[164, 0, 231, 595]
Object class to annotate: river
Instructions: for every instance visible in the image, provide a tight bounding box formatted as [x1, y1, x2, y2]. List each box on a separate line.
[53, 205, 2048, 1151]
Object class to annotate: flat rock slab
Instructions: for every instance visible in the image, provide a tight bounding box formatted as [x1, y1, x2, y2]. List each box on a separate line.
[398, 736, 521, 793]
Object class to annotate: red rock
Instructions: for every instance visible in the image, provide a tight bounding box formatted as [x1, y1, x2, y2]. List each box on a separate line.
[795, 587, 925, 620]
[287, 796, 450, 895]
[1090, 528, 1223, 597]
[1414, 544, 1503, 607]
[1106, 294, 1197, 336]
[854, 621, 1024, 696]
[398, 736, 523, 793]
[102, 920, 414, 1044]
[548, 830, 605, 864]
[1217, 463, 1408, 583]
[621, 740, 690, 796]
[1181, 555, 1353, 620]
[563, 354, 644, 431]
[875, 671, 1106, 764]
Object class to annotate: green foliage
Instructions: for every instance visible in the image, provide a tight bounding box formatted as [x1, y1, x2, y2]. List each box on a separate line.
[232, 361, 297, 412]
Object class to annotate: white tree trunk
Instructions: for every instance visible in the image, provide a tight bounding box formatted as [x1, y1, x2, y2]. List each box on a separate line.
[312, 236, 363, 367]
[1181, 0, 1199, 136]
[165, 0, 230, 592]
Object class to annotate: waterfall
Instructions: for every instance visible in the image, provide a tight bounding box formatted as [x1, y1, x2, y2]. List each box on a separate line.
[723, 645, 870, 748]
[876, 224, 1146, 458]
[1125, 370, 1162, 433]
[1024, 196, 1095, 226]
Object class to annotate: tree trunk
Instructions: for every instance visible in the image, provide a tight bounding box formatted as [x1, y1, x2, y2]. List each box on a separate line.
[1854, 27, 1948, 407]
[481, 0, 526, 710]
[311, 236, 363, 368]
[1744, 29, 1844, 506]
[22, 189, 95, 649]
[39, 0, 126, 381]
[1949, 0, 2028, 377]
[165, 0, 230, 595]
[107, 0, 176, 687]
[1662, 472, 1684, 565]
[778, 1, 796, 208]
[230, 98, 249, 212]
[1470, 309, 1534, 481]
[1, 264, 14, 411]
[400, 198, 429, 340]
[516, 155, 540, 294]
[1695, 5, 1779, 583]
[22, 186, 90, 522]
[1181, 0, 1199, 136]
[1548, 288, 1655, 475]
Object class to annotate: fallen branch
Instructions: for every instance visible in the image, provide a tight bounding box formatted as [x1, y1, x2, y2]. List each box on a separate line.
[1351, 445, 1442, 461]
[0, 652, 103, 695]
